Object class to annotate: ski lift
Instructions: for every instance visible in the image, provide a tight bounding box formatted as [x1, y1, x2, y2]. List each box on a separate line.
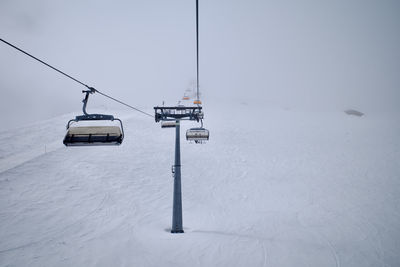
[186, 120, 209, 144]
[183, 96, 190, 100]
[193, 100, 202, 105]
[63, 89, 124, 146]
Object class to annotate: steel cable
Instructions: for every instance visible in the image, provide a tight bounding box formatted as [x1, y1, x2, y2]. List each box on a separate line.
[0, 38, 153, 118]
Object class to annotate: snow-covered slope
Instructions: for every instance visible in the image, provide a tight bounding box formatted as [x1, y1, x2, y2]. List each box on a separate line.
[0, 105, 399, 266]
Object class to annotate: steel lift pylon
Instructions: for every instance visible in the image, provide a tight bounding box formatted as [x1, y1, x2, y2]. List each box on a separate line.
[154, 106, 203, 233]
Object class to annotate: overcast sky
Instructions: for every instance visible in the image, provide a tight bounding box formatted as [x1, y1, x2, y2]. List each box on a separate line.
[1, 0, 399, 129]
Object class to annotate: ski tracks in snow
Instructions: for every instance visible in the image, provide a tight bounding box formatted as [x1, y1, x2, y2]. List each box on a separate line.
[0, 192, 111, 254]
[0, 140, 63, 175]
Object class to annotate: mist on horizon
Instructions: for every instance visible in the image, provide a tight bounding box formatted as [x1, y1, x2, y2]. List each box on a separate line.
[1, 0, 399, 130]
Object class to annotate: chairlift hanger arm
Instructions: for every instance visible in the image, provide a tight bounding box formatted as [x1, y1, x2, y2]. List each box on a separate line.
[76, 89, 115, 121]
[82, 88, 95, 115]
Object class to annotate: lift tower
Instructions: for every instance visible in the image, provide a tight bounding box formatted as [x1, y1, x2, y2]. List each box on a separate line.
[154, 106, 203, 233]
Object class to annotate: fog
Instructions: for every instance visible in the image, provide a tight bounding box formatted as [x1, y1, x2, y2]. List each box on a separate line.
[1, 0, 399, 129]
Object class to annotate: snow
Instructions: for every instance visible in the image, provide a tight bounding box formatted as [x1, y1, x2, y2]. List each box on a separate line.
[1, 105, 400, 266]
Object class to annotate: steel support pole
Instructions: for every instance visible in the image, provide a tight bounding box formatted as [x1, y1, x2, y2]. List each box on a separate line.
[171, 120, 184, 233]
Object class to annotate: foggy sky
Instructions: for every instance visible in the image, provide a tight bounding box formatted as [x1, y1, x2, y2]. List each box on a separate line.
[1, 0, 399, 129]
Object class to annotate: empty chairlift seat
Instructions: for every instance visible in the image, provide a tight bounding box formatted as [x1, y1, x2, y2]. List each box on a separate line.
[186, 127, 209, 143]
[161, 121, 177, 128]
[63, 89, 125, 147]
[63, 125, 123, 146]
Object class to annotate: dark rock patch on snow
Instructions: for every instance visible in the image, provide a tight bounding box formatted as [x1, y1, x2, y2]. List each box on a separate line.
[344, 109, 364, 117]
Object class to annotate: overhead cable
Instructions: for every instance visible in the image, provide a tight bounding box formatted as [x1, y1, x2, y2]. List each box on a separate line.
[0, 37, 153, 118]
[196, 0, 200, 102]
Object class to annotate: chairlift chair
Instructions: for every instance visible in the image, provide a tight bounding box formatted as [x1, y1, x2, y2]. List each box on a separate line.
[186, 127, 209, 143]
[63, 89, 124, 146]
[161, 121, 177, 128]
[186, 119, 209, 144]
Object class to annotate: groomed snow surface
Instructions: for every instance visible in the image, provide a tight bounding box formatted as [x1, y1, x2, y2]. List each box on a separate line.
[1, 105, 399, 266]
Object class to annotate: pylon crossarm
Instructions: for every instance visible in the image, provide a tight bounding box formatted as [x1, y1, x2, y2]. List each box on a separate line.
[154, 106, 203, 122]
